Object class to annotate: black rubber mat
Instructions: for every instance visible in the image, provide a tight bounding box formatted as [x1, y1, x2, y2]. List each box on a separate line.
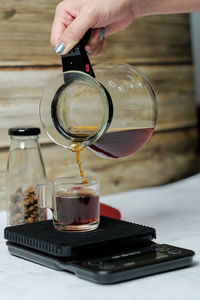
[4, 216, 156, 257]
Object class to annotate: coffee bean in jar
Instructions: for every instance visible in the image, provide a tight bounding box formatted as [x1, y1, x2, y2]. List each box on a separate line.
[6, 127, 47, 226]
[9, 186, 46, 225]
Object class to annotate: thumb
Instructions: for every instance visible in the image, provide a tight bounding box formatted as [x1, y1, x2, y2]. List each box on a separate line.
[54, 12, 92, 55]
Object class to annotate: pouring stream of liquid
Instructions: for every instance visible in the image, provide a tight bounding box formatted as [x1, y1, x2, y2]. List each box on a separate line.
[72, 144, 88, 184]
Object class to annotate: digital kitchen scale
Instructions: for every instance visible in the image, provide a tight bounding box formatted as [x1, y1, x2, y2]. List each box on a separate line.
[4, 217, 194, 284]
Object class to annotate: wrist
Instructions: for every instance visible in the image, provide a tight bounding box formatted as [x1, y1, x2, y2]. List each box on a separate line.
[132, 0, 200, 19]
[131, 0, 152, 19]
[132, 0, 165, 19]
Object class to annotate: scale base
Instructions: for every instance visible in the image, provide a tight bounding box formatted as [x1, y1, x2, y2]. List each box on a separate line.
[4, 217, 195, 284]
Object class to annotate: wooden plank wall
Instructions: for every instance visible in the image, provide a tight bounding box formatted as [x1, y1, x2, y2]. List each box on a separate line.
[0, 1, 199, 210]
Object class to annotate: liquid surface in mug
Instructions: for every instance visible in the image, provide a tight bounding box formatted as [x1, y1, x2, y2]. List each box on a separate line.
[54, 188, 99, 225]
[88, 127, 154, 158]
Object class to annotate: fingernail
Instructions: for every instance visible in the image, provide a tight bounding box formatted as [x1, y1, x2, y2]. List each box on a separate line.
[54, 42, 65, 54]
[61, 41, 78, 55]
[99, 28, 105, 42]
[87, 49, 93, 54]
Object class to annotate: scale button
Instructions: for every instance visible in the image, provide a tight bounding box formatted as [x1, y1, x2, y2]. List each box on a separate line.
[99, 263, 115, 270]
[156, 254, 168, 259]
[156, 246, 170, 252]
[123, 261, 135, 267]
[168, 249, 182, 255]
[87, 260, 115, 270]
[87, 260, 101, 266]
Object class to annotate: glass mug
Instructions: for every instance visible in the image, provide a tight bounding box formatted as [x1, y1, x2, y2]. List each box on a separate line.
[37, 176, 100, 232]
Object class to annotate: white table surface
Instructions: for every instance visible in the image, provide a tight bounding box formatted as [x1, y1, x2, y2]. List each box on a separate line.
[0, 174, 200, 300]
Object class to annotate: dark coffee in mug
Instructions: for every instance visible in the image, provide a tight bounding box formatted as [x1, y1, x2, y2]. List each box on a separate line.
[54, 187, 99, 226]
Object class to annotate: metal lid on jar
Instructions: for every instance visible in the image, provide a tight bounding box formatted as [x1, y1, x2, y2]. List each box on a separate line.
[8, 127, 41, 136]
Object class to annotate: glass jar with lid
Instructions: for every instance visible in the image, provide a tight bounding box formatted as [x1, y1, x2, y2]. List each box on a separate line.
[6, 127, 47, 226]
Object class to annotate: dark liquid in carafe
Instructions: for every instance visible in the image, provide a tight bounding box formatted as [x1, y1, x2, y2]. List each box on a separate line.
[54, 189, 99, 225]
[89, 128, 154, 158]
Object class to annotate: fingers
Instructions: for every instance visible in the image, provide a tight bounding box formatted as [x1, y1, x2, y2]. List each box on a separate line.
[84, 28, 100, 52]
[89, 39, 104, 56]
[51, 1, 75, 47]
[85, 28, 105, 56]
[51, 12, 74, 47]
[54, 9, 95, 55]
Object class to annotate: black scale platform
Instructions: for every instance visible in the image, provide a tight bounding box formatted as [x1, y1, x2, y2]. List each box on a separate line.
[4, 216, 156, 258]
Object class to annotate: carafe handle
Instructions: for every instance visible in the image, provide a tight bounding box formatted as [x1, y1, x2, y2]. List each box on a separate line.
[61, 29, 95, 78]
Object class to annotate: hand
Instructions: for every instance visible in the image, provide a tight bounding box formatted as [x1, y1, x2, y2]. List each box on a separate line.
[51, 0, 200, 56]
[51, 0, 135, 56]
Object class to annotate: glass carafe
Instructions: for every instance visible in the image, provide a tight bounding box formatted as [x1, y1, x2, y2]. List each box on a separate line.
[40, 32, 157, 158]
